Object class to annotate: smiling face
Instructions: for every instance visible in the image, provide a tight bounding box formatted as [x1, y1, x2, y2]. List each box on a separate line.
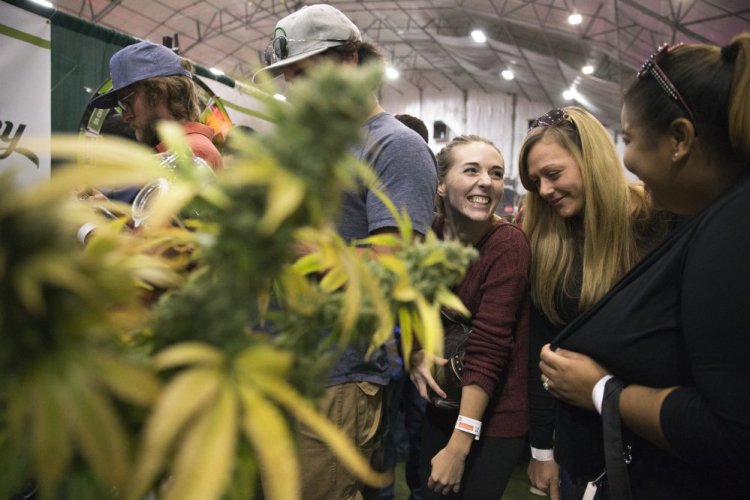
[438, 141, 505, 224]
[620, 103, 676, 211]
[526, 135, 585, 219]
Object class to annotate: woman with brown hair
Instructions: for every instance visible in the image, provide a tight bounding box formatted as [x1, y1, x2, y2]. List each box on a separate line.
[409, 135, 530, 499]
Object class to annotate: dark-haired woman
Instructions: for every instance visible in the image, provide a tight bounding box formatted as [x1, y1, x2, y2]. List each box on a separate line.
[540, 33, 750, 499]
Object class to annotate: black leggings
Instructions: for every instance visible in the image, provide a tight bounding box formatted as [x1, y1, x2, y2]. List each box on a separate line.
[419, 411, 525, 500]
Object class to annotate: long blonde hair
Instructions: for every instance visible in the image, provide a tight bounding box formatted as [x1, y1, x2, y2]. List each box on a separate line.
[519, 106, 645, 324]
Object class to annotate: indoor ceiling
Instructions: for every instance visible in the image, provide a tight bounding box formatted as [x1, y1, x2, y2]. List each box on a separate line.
[51, 0, 750, 126]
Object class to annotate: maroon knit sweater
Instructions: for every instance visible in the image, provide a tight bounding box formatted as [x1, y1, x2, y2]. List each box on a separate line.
[432, 217, 531, 438]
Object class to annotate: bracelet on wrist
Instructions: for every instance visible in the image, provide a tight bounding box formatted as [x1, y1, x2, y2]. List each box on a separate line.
[455, 415, 481, 440]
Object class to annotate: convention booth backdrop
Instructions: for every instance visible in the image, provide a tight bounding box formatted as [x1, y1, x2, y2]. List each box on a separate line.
[1, 0, 271, 185]
[2, 0, 624, 197]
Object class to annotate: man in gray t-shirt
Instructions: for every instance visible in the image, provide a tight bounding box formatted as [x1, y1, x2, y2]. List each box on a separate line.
[256, 4, 437, 499]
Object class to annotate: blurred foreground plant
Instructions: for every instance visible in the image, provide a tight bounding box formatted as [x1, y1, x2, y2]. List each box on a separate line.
[1, 62, 476, 500]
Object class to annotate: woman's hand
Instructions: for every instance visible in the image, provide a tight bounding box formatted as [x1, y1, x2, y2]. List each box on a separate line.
[527, 458, 560, 500]
[409, 349, 448, 402]
[427, 442, 467, 495]
[539, 344, 608, 410]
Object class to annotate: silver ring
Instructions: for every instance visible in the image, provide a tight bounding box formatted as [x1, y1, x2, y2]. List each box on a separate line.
[542, 379, 550, 391]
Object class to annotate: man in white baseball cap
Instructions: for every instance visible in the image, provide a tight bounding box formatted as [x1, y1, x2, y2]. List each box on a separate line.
[258, 3, 362, 78]
[258, 5, 438, 500]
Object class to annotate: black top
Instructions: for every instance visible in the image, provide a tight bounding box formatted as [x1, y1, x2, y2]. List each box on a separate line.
[551, 174, 750, 498]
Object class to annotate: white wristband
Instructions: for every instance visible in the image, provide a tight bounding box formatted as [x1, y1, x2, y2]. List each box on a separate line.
[455, 415, 481, 440]
[592, 375, 615, 415]
[530, 447, 554, 461]
[77, 222, 97, 244]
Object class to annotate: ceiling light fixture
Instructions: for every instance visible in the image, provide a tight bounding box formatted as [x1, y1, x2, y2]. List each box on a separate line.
[562, 88, 576, 100]
[568, 13, 583, 25]
[501, 69, 514, 80]
[29, 0, 54, 7]
[470, 30, 487, 43]
[582, 65, 594, 75]
[209, 67, 224, 76]
[386, 66, 400, 80]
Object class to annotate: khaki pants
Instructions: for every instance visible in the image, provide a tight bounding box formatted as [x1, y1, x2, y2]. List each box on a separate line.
[298, 381, 385, 500]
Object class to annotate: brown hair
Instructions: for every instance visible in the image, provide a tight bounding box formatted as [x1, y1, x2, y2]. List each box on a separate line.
[395, 114, 429, 143]
[133, 75, 201, 123]
[435, 135, 504, 216]
[624, 32, 750, 162]
[322, 39, 384, 68]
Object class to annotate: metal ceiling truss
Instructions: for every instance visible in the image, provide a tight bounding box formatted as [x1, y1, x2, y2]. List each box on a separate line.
[52, 0, 750, 125]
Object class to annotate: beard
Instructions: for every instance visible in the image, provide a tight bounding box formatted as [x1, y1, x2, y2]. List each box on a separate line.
[134, 119, 160, 148]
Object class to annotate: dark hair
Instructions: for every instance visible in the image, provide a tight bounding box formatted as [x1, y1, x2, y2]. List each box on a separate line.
[134, 75, 201, 123]
[322, 38, 384, 68]
[624, 33, 750, 161]
[395, 114, 429, 143]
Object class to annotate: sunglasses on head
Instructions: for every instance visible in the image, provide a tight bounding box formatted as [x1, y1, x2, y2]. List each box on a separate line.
[529, 108, 573, 131]
[263, 34, 351, 66]
[637, 43, 696, 125]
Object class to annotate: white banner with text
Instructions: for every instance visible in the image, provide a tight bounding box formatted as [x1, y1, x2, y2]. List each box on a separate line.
[0, 2, 51, 186]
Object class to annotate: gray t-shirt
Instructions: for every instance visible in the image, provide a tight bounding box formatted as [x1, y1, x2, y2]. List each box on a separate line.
[327, 112, 437, 387]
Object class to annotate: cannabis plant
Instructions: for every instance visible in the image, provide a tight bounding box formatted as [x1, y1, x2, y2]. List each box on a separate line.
[0, 62, 477, 500]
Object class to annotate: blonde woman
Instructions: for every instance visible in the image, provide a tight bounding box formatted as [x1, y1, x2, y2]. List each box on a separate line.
[519, 106, 669, 499]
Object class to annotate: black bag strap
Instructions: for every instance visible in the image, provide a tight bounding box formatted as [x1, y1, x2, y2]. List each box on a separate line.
[440, 308, 471, 327]
[601, 377, 633, 500]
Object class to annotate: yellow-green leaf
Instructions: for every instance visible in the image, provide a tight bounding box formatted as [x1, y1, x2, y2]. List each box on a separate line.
[398, 307, 414, 370]
[392, 281, 418, 302]
[93, 353, 162, 406]
[29, 372, 72, 498]
[238, 385, 300, 500]
[435, 287, 470, 317]
[59, 371, 130, 489]
[259, 175, 306, 234]
[354, 233, 401, 248]
[415, 297, 443, 357]
[234, 345, 294, 380]
[420, 248, 448, 267]
[291, 253, 323, 275]
[256, 375, 390, 488]
[164, 382, 238, 500]
[319, 267, 348, 292]
[127, 368, 222, 500]
[154, 342, 225, 370]
[377, 254, 408, 276]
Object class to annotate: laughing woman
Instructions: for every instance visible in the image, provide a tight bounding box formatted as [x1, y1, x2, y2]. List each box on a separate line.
[409, 135, 530, 499]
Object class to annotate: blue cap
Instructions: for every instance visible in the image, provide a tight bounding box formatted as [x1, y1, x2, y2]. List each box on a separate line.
[90, 41, 192, 109]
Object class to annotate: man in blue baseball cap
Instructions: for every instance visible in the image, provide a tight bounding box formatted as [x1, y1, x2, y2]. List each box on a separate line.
[91, 40, 222, 170]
